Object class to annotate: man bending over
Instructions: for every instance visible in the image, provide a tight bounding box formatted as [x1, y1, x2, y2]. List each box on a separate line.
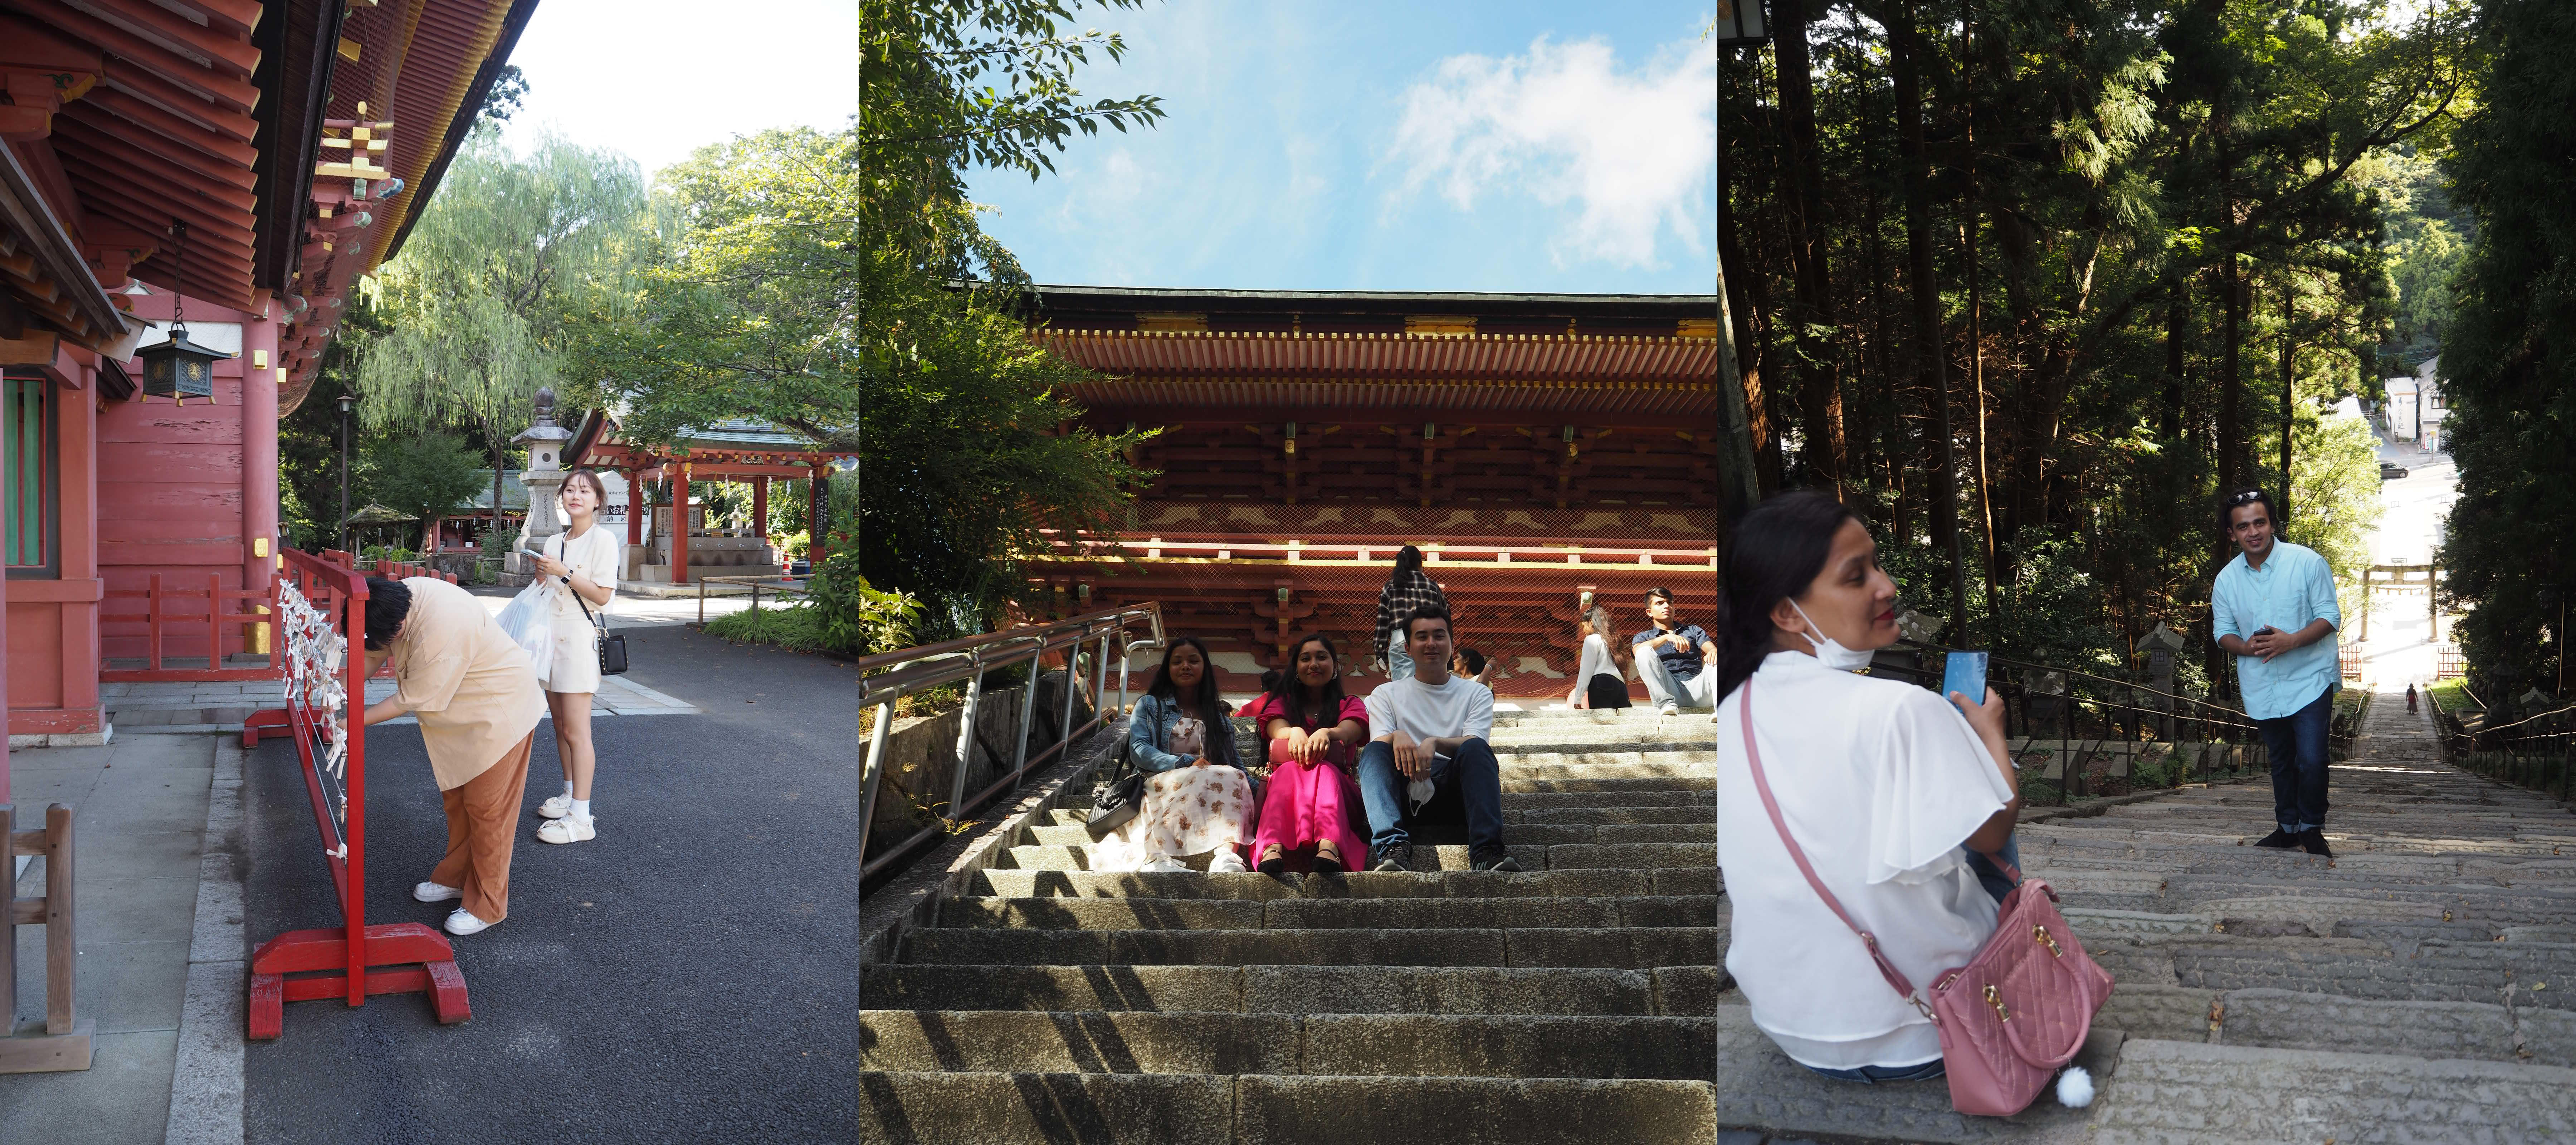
[1358, 605, 1520, 873]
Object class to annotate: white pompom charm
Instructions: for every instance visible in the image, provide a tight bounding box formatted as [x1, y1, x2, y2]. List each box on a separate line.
[2055, 1064, 2096, 1108]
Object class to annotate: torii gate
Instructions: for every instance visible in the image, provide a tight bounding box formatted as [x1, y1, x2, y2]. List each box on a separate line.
[2359, 563, 2444, 642]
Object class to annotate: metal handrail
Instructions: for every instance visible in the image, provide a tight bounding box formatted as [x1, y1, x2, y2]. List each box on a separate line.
[857, 602, 1165, 893]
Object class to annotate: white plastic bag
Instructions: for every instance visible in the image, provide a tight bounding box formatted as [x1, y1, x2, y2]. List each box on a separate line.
[493, 578, 555, 688]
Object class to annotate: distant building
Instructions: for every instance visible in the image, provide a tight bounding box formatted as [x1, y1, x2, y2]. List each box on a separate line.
[2384, 356, 2446, 447]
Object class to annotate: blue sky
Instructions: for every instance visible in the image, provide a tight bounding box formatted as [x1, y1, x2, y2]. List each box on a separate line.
[496, 1, 1713, 295]
[963, 1, 1718, 294]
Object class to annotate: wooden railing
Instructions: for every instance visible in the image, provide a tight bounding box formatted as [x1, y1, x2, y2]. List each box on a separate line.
[99, 573, 277, 682]
[0, 803, 91, 1073]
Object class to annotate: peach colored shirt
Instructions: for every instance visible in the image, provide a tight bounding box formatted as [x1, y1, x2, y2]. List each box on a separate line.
[386, 578, 544, 790]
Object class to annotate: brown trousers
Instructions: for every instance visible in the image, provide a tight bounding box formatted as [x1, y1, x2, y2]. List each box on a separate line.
[429, 731, 536, 924]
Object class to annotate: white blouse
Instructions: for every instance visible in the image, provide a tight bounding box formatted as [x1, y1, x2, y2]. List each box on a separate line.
[1569, 633, 1626, 703]
[1717, 649, 2016, 1070]
[542, 523, 624, 621]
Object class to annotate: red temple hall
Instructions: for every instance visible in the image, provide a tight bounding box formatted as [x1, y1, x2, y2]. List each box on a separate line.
[1, 0, 533, 796]
[1017, 287, 1721, 700]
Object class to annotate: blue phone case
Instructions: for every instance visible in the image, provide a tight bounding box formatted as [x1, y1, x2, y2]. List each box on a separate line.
[1942, 651, 1989, 710]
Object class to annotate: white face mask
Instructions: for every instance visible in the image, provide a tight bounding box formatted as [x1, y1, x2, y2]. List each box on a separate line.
[1789, 599, 1875, 672]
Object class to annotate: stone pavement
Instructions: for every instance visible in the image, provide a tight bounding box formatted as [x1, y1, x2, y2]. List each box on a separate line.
[0, 735, 232, 1145]
[102, 671, 698, 735]
[859, 706, 1719, 1144]
[1720, 687, 2576, 1143]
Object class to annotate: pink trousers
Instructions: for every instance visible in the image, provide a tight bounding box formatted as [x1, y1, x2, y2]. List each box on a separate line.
[1251, 738, 1367, 871]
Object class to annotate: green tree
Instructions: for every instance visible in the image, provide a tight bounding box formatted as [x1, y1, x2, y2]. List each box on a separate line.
[2438, 0, 2576, 698]
[358, 431, 487, 552]
[357, 128, 647, 530]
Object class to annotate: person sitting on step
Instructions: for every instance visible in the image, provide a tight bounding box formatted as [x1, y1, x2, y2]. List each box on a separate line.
[1716, 490, 2022, 1083]
[1450, 646, 1496, 687]
[1093, 636, 1255, 874]
[1358, 605, 1519, 873]
[1244, 633, 1370, 877]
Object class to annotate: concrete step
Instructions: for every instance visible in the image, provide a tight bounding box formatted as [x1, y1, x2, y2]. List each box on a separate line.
[1501, 776, 1712, 793]
[971, 868, 1714, 901]
[1022, 822, 1604, 848]
[897, 926, 1722, 969]
[998, 841, 1708, 873]
[856, 1010, 1717, 1078]
[855, 1072, 1720, 1145]
[860, 964, 1727, 1015]
[1490, 749, 1720, 766]
[1718, 1004, 2116, 1143]
[2088, 1039, 2576, 1144]
[936, 893, 1719, 931]
[1492, 761, 1716, 781]
[2167, 940, 2576, 1008]
[1504, 789, 1709, 808]
[1513, 805, 1711, 825]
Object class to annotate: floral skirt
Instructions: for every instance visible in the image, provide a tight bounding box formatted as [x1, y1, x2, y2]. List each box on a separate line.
[1090, 765, 1257, 871]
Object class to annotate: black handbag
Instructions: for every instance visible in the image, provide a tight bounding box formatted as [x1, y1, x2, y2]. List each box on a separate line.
[1087, 739, 1144, 835]
[571, 583, 628, 676]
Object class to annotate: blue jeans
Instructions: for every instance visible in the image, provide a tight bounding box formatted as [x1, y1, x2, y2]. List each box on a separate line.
[1356, 737, 1506, 855]
[1965, 834, 2021, 905]
[2256, 687, 2334, 833]
[1805, 1057, 1946, 1083]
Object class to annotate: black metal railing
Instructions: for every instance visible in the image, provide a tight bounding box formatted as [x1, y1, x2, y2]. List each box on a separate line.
[2440, 695, 2576, 799]
[1864, 642, 2268, 803]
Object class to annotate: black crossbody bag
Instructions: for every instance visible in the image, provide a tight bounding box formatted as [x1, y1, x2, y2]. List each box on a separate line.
[570, 583, 629, 676]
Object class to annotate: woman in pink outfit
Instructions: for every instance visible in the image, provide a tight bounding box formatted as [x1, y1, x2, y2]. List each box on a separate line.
[1245, 633, 1370, 876]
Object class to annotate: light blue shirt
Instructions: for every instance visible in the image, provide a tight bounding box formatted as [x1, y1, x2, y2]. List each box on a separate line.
[2210, 539, 2342, 720]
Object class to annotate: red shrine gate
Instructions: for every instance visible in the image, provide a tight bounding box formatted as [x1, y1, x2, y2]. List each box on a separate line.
[1016, 287, 1721, 700]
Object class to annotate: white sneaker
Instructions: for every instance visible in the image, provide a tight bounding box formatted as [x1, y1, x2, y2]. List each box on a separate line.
[1207, 849, 1249, 874]
[537, 794, 572, 820]
[1659, 702, 1680, 717]
[538, 815, 596, 844]
[1140, 856, 1189, 873]
[413, 881, 461, 903]
[444, 908, 494, 936]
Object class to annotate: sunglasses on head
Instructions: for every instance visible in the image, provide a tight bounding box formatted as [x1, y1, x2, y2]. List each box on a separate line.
[2227, 490, 2265, 506]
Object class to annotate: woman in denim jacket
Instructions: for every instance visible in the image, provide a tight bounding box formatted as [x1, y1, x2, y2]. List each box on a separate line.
[1095, 637, 1255, 873]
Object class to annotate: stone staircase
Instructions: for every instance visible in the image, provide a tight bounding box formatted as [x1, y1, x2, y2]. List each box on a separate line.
[1721, 688, 2576, 1143]
[859, 706, 1721, 1143]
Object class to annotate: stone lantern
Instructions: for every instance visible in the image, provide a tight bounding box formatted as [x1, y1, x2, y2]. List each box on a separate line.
[503, 387, 574, 583]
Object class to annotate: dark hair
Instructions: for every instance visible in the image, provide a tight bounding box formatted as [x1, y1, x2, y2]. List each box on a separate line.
[1390, 544, 1425, 581]
[1145, 636, 1234, 762]
[1645, 586, 1674, 603]
[1403, 603, 1453, 643]
[361, 576, 412, 650]
[1262, 633, 1349, 729]
[1452, 647, 1487, 677]
[561, 468, 609, 513]
[2219, 487, 2279, 536]
[1717, 489, 1861, 701]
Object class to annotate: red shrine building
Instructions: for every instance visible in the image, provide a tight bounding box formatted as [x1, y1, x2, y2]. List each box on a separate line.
[1018, 286, 1721, 700]
[2, 0, 534, 797]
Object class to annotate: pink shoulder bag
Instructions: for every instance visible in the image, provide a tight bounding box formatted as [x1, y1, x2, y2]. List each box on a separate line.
[1738, 681, 2113, 1116]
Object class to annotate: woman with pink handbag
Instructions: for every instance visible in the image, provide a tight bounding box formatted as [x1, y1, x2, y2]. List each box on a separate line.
[1715, 491, 2111, 1114]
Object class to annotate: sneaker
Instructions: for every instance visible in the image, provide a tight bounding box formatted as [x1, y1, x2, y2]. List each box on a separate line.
[1369, 842, 1413, 873]
[537, 794, 572, 820]
[1471, 851, 1523, 873]
[1207, 848, 1249, 874]
[537, 815, 596, 844]
[412, 880, 461, 903]
[2298, 829, 2333, 859]
[2252, 829, 2298, 849]
[1659, 702, 1680, 717]
[443, 908, 494, 936]
[1140, 856, 1190, 873]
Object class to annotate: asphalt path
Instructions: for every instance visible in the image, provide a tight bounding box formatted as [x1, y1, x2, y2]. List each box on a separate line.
[244, 616, 863, 1144]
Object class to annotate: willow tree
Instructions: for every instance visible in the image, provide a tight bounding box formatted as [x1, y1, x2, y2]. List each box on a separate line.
[357, 128, 647, 540]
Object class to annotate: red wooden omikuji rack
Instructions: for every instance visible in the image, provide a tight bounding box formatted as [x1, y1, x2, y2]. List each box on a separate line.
[239, 550, 469, 1038]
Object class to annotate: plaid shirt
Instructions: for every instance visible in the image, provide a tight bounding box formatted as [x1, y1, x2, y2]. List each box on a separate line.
[1374, 569, 1449, 659]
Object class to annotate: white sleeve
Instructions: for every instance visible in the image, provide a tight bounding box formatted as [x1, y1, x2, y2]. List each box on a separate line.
[1866, 689, 2016, 886]
[1463, 683, 1494, 743]
[1578, 634, 1610, 682]
[587, 533, 624, 591]
[1363, 690, 1392, 739]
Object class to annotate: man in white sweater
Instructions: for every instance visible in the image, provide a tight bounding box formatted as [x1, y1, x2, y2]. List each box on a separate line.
[1358, 605, 1520, 873]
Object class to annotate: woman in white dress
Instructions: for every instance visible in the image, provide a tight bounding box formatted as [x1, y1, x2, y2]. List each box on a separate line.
[525, 469, 623, 844]
[1094, 637, 1256, 873]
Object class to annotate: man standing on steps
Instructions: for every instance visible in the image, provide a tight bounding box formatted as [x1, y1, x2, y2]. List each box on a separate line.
[1635, 587, 1718, 715]
[1358, 604, 1521, 873]
[2210, 488, 2343, 858]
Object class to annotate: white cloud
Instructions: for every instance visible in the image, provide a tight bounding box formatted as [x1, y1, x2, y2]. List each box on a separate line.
[1383, 35, 1714, 270]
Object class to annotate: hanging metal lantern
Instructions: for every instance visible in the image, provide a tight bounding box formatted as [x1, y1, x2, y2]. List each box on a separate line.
[138, 221, 231, 403]
[138, 323, 228, 401]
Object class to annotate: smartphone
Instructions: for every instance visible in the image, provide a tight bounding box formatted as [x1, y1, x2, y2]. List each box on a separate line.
[1942, 650, 1989, 712]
